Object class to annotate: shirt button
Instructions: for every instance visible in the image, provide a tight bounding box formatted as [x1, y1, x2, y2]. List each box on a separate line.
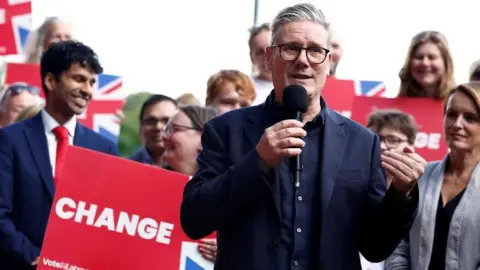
[293, 260, 299, 266]
[297, 196, 303, 201]
[296, 228, 302, 233]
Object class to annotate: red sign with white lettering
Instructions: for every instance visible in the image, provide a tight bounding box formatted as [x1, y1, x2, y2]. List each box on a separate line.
[40, 146, 214, 270]
[350, 96, 447, 161]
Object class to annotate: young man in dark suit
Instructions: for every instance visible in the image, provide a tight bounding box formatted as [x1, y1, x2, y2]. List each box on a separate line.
[0, 40, 118, 269]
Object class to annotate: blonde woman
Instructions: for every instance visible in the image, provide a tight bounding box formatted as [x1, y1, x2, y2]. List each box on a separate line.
[15, 104, 44, 122]
[397, 31, 455, 99]
[24, 17, 72, 64]
[386, 82, 480, 270]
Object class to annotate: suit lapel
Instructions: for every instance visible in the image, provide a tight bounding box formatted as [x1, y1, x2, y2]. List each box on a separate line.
[243, 106, 282, 218]
[320, 109, 347, 217]
[24, 113, 55, 199]
[73, 123, 88, 147]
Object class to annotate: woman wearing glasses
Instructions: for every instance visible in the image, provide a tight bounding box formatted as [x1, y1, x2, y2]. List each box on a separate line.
[386, 82, 480, 270]
[397, 31, 455, 100]
[161, 105, 219, 262]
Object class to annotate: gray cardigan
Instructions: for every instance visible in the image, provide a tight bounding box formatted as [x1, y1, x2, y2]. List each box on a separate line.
[385, 158, 480, 270]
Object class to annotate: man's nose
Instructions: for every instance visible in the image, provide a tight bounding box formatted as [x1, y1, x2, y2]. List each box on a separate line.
[380, 140, 388, 151]
[80, 82, 93, 95]
[295, 49, 310, 67]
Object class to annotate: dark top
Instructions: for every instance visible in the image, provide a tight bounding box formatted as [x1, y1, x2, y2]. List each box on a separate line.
[428, 189, 466, 270]
[265, 98, 327, 269]
[129, 147, 153, 165]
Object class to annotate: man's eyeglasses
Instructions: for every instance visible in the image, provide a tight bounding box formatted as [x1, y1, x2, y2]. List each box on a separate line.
[141, 116, 169, 127]
[379, 135, 408, 148]
[163, 123, 201, 137]
[271, 44, 330, 64]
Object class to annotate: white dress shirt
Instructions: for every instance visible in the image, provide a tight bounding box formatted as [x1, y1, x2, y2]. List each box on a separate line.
[41, 109, 77, 177]
[360, 254, 384, 270]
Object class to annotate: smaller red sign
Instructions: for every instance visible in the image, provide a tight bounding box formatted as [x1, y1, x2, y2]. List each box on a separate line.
[350, 96, 447, 161]
[40, 146, 215, 270]
[322, 78, 356, 118]
[4, 62, 43, 95]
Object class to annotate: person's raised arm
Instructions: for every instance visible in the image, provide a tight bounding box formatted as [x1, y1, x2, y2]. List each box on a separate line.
[356, 135, 420, 262]
[180, 119, 306, 239]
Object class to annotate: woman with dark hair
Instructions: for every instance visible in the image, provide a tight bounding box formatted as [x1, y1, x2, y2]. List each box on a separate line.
[161, 105, 219, 262]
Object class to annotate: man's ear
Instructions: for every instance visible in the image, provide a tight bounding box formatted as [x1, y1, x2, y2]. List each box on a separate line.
[44, 73, 57, 95]
[265, 46, 273, 72]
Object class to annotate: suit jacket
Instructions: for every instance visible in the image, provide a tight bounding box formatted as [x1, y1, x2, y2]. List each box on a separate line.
[180, 97, 419, 270]
[385, 158, 480, 270]
[0, 113, 118, 270]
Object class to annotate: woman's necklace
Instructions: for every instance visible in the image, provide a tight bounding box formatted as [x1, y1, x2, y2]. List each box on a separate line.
[452, 172, 462, 185]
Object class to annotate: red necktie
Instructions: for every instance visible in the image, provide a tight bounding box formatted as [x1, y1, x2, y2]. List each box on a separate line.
[52, 126, 69, 185]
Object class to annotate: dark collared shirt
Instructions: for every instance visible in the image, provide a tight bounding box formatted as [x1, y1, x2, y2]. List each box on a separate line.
[129, 147, 153, 165]
[265, 95, 327, 270]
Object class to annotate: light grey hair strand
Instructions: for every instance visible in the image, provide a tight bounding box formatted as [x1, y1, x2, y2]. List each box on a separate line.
[270, 3, 331, 47]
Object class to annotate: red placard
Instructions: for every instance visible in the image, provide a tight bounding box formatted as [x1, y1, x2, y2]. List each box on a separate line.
[0, 0, 31, 55]
[39, 146, 215, 270]
[4, 62, 42, 96]
[351, 96, 447, 161]
[322, 77, 386, 118]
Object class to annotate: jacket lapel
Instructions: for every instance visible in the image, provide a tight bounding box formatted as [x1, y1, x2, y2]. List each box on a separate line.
[320, 109, 347, 217]
[24, 113, 55, 199]
[243, 105, 282, 218]
[416, 158, 445, 270]
[73, 123, 88, 147]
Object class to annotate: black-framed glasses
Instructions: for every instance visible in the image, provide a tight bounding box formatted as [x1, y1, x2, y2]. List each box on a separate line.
[163, 123, 201, 137]
[272, 44, 330, 64]
[379, 135, 408, 148]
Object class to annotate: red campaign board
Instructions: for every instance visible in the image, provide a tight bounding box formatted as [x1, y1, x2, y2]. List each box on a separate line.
[0, 0, 32, 55]
[40, 146, 215, 270]
[350, 96, 447, 161]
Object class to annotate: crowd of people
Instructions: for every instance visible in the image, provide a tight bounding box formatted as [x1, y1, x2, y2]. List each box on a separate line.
[1, 2, 480, 270]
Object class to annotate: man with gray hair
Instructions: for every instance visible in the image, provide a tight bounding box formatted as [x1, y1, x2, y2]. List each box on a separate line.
[180, 3, 426, 269]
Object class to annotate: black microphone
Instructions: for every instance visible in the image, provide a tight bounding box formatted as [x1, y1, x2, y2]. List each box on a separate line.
[282, 85, 308, 188]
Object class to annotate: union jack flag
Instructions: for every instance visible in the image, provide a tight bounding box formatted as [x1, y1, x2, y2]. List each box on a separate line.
[78, 74, 125, 144]
[354, 80, 386, 97]
[0, 0, 31, 55]
[179, 241, 214, 270]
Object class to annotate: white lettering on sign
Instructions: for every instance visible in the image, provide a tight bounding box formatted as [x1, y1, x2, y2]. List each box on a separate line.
[414, 132, 441, 150]
[55, 197, 174, 245]
[0, 9, 5, 24]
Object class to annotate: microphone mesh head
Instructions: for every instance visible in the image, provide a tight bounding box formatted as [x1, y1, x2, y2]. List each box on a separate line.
[283, 85, 308, 113]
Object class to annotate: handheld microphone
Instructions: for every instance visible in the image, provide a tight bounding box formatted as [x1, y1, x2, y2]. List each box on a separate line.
[282, 85, 308, 188]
